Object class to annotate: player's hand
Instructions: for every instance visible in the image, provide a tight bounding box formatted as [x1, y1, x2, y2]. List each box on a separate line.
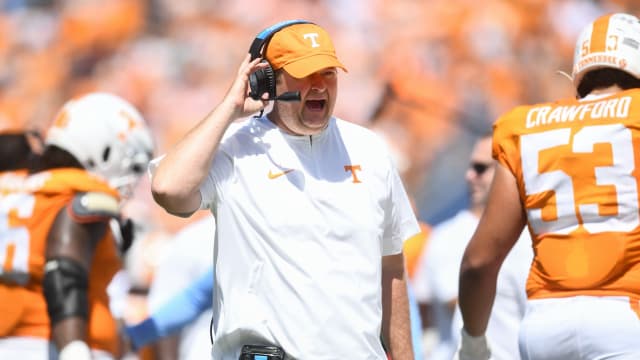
[454, 328, 491, 360]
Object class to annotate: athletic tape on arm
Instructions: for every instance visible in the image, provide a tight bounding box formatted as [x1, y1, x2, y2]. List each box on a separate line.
[69, 192, 120, 223]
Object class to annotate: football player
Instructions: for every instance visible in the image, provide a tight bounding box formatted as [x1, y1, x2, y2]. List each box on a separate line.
[0, 93, 153, 360]
[457, 13, 640, 360]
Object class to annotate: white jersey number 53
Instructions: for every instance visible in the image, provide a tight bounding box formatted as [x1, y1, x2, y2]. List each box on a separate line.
[521, 124, 640, 235]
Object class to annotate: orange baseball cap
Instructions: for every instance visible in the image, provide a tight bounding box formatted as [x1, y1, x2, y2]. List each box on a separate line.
[265, 23, 347, 79]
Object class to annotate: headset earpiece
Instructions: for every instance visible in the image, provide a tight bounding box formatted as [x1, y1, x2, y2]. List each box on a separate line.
[247, 19, 312, 100]
[249, 60, 275, 100]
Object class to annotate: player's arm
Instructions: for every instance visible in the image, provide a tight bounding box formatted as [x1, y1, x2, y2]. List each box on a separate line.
[458, 164, 526, 336]
[381, 252, 414, 360]
[43, 192, 117, 359]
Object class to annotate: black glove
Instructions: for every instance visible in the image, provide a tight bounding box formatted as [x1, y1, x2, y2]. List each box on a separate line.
[118, 218, 135, 254]
[110, 217, 136, 255]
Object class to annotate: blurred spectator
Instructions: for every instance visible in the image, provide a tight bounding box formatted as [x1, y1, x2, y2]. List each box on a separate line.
[413, 133, 496, 360]
[450, 231, 532, 359]
[141, 216, 214, 360]
[415, 132, 533, 360]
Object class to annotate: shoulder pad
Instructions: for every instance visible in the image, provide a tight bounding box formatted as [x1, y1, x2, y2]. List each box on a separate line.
[69, 192, 120, 223]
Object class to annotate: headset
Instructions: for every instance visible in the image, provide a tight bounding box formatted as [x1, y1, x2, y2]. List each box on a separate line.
[247, 19, 312, 101]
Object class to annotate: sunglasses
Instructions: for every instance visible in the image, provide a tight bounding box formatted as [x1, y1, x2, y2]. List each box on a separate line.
[470, 162, 493, 175]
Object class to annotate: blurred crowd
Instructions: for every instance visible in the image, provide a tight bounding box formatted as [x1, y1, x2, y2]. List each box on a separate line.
[1, 0, 639, 357]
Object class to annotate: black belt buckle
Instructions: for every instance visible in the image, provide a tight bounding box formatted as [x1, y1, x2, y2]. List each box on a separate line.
[239, 344, 285, 360]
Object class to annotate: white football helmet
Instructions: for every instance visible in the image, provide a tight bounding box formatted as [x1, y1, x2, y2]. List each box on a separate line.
[45, 92, 154, 198]
[572, 13, 640, 88]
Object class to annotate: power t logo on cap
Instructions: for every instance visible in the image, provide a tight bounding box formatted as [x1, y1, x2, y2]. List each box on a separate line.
[265, 22, 347, 79]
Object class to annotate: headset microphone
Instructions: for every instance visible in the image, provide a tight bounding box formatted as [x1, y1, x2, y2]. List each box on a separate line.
[273, 91, 301, 101]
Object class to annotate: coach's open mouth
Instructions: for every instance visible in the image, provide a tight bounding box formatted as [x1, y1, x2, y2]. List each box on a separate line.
[305, 99, 326, 111]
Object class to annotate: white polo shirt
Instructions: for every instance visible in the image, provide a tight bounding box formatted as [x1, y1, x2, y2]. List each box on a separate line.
[199, 115, 419, 359]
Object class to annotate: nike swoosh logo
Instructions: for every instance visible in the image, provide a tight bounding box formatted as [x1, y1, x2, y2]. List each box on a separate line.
[268, 169, 294, 179]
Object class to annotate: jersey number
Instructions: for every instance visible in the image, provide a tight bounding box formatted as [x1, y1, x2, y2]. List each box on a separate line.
[521, 124, 639, 235]
[0, 193, 35, 284]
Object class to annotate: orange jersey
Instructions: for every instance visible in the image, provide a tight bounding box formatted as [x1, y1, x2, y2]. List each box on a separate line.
[493, 88, 640, 301]
[403, 221, 431, 280]
[0, 168, 122, 355]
